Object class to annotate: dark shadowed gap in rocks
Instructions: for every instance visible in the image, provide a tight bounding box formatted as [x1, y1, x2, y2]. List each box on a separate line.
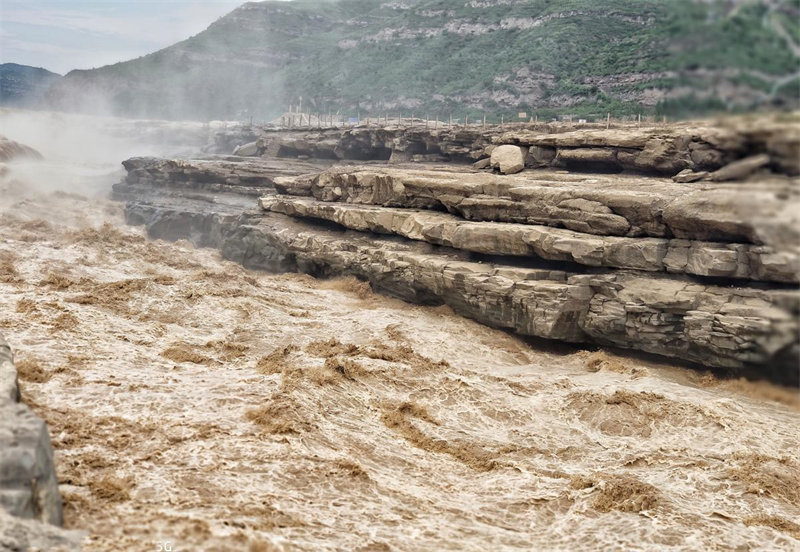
[466, 251, 599, 273]
[560, 160, 627, 174]
[276, 145, 340, 160]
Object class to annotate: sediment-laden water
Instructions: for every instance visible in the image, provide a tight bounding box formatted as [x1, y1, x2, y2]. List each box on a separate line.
[1, 110, 799, 551]
[0, 182, 798, 551]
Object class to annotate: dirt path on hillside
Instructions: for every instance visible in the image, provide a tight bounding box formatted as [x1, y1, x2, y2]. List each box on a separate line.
[1, 189, 799, 551]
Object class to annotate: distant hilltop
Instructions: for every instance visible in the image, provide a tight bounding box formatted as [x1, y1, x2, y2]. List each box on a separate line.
[26, 0, 800, 120]
[0, 63, 61, 107]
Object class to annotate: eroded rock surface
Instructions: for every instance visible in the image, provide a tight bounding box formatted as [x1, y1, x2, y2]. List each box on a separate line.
[0, 334, 79, 550]
[116, 114, 800, 384]
[261, 197, 798, 283]
[497, 116, 800, 176]
[273, 166, 800, 245]
[223, 114, 800, 178]
[120, 156, 335, 198]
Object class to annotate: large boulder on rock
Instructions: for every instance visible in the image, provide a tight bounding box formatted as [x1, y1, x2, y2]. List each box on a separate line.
[490, 145, 528, 174]
[233, 141, 260, 157]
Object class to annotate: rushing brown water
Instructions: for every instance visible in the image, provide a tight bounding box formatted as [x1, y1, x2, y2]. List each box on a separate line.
[1, 177, 799, 550]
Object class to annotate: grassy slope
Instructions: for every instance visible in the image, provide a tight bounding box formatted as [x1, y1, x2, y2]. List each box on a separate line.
[47, 0, 800, 120]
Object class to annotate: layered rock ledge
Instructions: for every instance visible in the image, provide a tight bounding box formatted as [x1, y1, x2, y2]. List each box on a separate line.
[209, 125, 500, 163]
[272, 166, 799, 244]
[120, 155, 336, 198]
[116, 116, 800, 385]
[496, 116, 800, 176]
[260, 196, 798, 283]
[211, 114, 799, 177]
[124, 203, 798, 383]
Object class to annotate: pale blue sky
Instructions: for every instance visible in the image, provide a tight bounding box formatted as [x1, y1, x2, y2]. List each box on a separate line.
[0, 0, 254, 74]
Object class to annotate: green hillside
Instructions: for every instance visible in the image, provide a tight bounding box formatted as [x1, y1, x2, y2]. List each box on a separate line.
[46, 0, 800, 121]
[0, 63, 61, 107]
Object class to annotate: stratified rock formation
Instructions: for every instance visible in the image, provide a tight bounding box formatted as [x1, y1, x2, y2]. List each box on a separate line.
[497, 117, 800, 176]
[208, 124, 499, 163]
[120, 155, 336, 198]
[0, 334, 81, 550]
[115, 115, 800, 385]
[206, 116, 800, 176]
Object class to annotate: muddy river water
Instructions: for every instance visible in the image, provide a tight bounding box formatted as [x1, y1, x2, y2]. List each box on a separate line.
[0, 113, 798, 551]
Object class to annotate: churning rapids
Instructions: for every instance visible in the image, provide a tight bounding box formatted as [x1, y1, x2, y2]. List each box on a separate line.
[0, 112, 798, 551]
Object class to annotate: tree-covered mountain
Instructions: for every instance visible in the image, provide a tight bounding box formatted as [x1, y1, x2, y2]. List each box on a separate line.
[0, 63, 61, 107]
[46, 0, 800, 121]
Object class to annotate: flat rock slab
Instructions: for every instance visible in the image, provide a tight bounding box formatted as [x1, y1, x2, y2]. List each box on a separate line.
[122, 155, 336, 196]
[273, 166, 800, 246]
[261, 197, 799, 283]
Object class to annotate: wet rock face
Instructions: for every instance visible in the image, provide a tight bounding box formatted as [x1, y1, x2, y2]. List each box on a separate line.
[0, 509, 82, 552]
[261, 197, 798, 284]
[117, 115, 800, 384]
[0, 404, 62, 524]
[0, 334, 79, 548]
[124, 205, 799, 384]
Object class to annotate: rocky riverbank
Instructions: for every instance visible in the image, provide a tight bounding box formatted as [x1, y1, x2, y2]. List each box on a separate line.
[115, 114, 800, 385]
[2, 175, 800, 551]
[0, 135, 82, 550]
[1, 112, 799, 550]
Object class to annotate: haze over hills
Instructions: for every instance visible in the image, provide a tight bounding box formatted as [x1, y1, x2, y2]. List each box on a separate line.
[0, 63, 61, 107]
[33, 0, 800, 121]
